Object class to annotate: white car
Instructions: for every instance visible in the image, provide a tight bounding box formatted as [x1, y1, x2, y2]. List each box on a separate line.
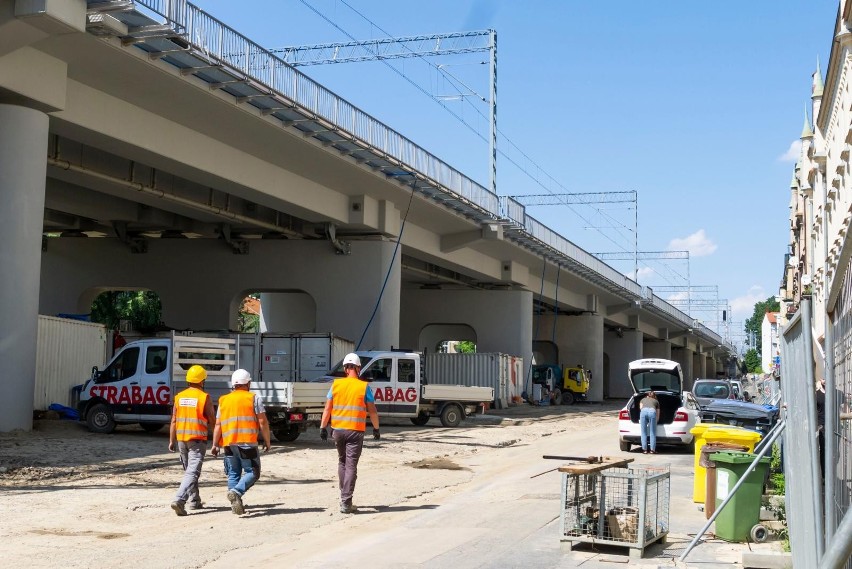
[618, 358, 701, 452]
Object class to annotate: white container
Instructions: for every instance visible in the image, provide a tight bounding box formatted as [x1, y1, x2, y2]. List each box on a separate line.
[424, 352, 524, 407]
[35, 315, 109, 409]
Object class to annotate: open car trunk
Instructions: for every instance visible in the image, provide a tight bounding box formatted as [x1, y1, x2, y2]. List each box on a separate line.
[628, 392, 681, 425]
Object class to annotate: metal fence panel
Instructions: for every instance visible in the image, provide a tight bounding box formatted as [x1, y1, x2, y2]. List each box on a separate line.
[780, 302, 823, 565]
[830, 259, 852, 568]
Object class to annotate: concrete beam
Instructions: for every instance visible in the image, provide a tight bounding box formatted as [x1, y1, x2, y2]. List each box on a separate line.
[0, 47, 67, 112]
[606, 301, 636, 316]
[440, 222, 502, 253]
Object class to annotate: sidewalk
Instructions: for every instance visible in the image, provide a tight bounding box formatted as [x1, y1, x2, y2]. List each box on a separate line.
[481, 401, 791, 568]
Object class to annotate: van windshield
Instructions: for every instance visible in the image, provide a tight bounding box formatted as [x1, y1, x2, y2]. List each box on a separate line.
[630, 369, 680, 393]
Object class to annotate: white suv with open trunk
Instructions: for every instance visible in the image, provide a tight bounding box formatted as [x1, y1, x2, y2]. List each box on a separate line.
[617, 358, 701, 452]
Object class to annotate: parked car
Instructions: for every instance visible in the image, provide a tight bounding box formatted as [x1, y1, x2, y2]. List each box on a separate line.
[699, 399, 779, 436]
[692, 378, 735, 407]
[618, 358, 702, 452]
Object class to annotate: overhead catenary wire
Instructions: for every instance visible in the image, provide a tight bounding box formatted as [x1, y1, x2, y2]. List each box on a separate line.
[302, 0, 636, 257]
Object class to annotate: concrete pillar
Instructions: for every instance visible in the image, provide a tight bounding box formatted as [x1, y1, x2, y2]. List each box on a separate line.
[693, 352, 707, 381]
[400, 289, 532, 358]
[643, 340, 672, 360]
[671, 347, 694, 391]
[259, 292, 317, 333]
[0, 104, 49, 432]
[706, 357, 717, 378]
[604, 329, 642, 399]
[537, 313, 604, 402]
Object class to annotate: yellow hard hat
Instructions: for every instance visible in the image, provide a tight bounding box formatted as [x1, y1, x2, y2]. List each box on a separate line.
[186, 365, 207, 384]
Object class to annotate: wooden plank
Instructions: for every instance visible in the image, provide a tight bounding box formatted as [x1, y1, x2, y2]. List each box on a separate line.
[174, 337, 237, 346]
[557, 457, 633, 475]
[174, 358, 236, 366]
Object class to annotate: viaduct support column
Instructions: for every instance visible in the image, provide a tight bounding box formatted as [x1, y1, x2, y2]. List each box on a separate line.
[537, 313, 604, 402]
[693, 351, 707, 382]
[604, 329, 643, 399]
[706, 356, 718, 378]
[643, 340, 672, 360]
[0, 104, 49, 432]
[671, 346, 694, 391]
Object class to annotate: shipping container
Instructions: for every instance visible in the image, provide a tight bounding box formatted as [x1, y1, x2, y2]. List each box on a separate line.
[35, 315, 109, 409]
[424, 352, 524, 406]
[239, 332, 354, 382]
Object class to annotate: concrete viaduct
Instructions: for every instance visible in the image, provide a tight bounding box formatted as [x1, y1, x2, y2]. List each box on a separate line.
[0, 0, 734, 431]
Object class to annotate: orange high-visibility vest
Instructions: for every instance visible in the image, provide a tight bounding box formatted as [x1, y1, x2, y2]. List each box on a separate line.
[175, 387, 209, 442]
[218, 390, 259, 446]
[330, 377, 369, 432]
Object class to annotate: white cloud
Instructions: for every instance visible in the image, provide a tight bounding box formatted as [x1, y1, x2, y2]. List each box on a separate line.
[731, 285, 766, 320]
[778, 139, 802, 162]
[632, 266, 655, 281]
[667, 229, 717, 257]
[666, 291, 689, 302]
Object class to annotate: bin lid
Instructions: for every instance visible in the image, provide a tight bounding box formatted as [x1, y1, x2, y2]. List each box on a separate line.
[703, 427, 761, 443]
[708, 450, 770, 464]
[689, 423, 745, 436]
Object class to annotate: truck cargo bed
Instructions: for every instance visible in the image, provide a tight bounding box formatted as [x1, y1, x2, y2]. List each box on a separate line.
[253, 381, 330, 409]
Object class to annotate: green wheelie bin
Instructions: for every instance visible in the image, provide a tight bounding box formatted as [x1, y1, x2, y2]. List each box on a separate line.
[710, 450, 771, 542]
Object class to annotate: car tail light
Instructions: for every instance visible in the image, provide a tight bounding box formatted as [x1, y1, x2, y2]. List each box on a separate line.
[289, 413, 304, 421]
[674, 411, 689, 422]
[618, 410, 630, 420]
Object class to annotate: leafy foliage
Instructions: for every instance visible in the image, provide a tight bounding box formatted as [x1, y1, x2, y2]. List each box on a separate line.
[90, 291, 162, 332]
[455, 341, 476, 353]
[239, 312, 260, 333]
[744, 296, 780, 354]
[743, 349, 762, 373]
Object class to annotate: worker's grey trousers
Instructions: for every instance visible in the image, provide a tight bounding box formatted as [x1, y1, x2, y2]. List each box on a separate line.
[174, 440, 206, 504]
[333, 429, 365, 507]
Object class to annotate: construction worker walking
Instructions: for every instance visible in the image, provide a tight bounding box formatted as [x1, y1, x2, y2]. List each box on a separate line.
[211, 368, 271, 515]
[168, 364, 215, 516]
[319, 353, 380, 514]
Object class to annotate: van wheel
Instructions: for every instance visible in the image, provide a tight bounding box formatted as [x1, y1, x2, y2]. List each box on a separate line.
[410, 412, 430, 426]
[551, 388, 563, 406]
[139, 422, 163, 433]
[440, 404, 463, 428]
[273, 425, 300, 442]
[562, 390, 575, 405]
[619, 440, 631, 452]
[87, 403, 116, 434]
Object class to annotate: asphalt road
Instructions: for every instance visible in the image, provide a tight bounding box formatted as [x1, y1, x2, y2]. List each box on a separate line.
[208, 406, 782, 568]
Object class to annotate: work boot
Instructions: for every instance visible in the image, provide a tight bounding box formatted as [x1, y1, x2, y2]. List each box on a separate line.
[188, 500, 204, 510]
[227, 490, 245, 515]
[340, 503, 357, 514]
[170, 501, 187, 516]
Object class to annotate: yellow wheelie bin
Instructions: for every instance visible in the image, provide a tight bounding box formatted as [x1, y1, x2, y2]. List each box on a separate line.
[690, 425, 761, 502]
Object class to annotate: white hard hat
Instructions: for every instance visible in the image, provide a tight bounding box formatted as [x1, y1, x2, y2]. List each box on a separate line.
[231, 368, 252, 386]
[343, 353, 361, 367]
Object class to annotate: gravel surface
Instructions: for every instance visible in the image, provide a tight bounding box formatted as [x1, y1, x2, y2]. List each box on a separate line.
[0, 402, 622, 568]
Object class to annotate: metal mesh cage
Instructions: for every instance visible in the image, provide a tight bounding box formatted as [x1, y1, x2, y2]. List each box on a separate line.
[561, 465, 670, 556]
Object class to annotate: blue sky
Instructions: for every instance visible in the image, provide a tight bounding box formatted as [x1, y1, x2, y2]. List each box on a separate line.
[193, 0, 837, 337]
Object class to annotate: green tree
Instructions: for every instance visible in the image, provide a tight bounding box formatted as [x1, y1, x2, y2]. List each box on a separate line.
[743, 348, 762, 373]
[91, 290, 162, 332]
[456, 341, 476, 353]
[744, 296, 780, 354]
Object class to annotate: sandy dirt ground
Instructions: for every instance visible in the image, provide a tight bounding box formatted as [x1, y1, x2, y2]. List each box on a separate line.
[0, 403, 621, 568]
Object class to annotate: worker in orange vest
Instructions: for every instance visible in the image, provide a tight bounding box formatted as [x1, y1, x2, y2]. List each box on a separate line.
[211, 369, 271, 516]
[168, 364, 215, 516]
[319, 353, 380, 514]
